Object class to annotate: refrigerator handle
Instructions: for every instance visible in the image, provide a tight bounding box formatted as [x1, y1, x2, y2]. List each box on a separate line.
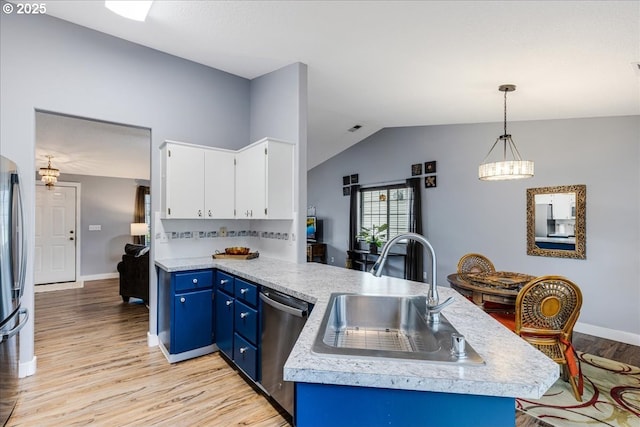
[11, 173, 26, 298]
[0, 308, 29, 343]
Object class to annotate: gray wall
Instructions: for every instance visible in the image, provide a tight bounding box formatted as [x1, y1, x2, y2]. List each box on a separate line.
[249, 63, 308, 262]
[60, 174, 149, 277]
[308, 116, 640, 342]
[1, 11, 251, 369]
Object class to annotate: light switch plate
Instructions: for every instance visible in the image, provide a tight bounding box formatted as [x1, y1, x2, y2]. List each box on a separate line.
[88, 225, 101, 231]
[219, 226, 228, 237]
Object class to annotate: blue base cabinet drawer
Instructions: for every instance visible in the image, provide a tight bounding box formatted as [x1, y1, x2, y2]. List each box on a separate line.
[234, 300, 258, 345]
[235, 278, 258, 307]
[175, 270, 213, 292]
[216, 271, 235, 294]
[234, 333, 258, 381]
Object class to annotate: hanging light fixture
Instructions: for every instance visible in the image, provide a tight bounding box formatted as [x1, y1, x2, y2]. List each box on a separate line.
[478, 84, 534, 181]
[39, 155, 60, 189]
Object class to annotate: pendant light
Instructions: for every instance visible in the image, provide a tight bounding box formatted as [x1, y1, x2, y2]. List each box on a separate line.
[478, 84, 534, 180]
[39, 155, 60, 189]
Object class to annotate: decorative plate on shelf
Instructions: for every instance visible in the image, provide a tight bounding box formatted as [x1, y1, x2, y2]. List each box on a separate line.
[462, 271, 535, 289]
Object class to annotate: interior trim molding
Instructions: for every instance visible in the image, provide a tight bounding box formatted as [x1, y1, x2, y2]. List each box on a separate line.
[574, 322, 640, 346]
[18, 355, 37, 378]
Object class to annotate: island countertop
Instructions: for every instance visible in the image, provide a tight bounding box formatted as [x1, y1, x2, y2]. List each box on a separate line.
[155, 256, 558, 399]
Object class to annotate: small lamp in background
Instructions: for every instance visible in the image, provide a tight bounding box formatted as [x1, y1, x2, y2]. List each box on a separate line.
[130, 222, 148, 245]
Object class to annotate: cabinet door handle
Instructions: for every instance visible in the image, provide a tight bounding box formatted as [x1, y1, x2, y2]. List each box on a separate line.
[225, 300, 233, 306]
[192, 278, 198, 284]
[198, 209, 202, 217]
[180, 297, 186, 303]
[240, 312, 249, 319]
[239, 347, 248, 354]
[240, 288, 248, 295]
[208, 210, 212, 217]
[220, 279, 228, 285]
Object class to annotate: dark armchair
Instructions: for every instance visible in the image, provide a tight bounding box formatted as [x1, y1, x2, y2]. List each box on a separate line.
[117, 243, 149, 303]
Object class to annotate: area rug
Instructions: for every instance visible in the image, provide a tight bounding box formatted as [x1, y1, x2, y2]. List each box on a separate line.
[517, 352, 640, 427]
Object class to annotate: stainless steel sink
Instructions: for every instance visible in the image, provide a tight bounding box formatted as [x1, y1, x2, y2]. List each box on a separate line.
[312, 293, 484, 365]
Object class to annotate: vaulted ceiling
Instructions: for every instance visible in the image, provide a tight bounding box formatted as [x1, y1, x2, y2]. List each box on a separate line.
[36, 1, 639, 177]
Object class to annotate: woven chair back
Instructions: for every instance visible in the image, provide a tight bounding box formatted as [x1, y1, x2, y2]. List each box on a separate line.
[457, 253, 496, 274]
[515, 275, 582, 336]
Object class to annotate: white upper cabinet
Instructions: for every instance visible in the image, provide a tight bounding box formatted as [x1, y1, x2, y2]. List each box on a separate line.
[161, 138, 294, 220]
[204, 149, 236, 219]
[161, 142, 204, 219]
[161, 141, 236, 219]
[235, 138, 294, 220]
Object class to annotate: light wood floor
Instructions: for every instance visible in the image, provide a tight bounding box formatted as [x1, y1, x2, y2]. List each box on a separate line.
[9, 279, 639, 427]
[8, 279, 289, 427]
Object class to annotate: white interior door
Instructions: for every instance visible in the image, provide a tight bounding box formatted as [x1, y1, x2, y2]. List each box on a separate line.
[34, 185, 77, 284]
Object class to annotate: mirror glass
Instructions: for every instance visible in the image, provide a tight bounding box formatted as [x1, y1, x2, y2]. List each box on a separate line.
[526, 185, 586, 259]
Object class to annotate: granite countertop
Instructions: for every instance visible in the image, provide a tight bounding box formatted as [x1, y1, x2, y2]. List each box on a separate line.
[155, 256, 559, 399]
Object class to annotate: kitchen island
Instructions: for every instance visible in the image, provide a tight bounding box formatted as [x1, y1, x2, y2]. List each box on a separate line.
[156, 256, 558, 427]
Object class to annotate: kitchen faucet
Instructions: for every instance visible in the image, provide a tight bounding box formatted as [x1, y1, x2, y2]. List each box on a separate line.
[370, 232, 454, 322]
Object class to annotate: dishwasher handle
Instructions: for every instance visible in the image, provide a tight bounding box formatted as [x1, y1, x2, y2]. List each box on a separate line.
[260, 292, 308, 318]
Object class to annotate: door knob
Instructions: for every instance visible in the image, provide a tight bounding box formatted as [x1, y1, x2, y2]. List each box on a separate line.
[69, 237, 74, 241]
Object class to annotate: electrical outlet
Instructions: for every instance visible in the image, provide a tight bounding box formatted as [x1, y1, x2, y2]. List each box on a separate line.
[219, 227, 228, 237]
[330, 256, 335, 263]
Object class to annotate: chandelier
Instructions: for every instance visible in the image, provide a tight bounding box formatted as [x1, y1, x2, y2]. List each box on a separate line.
[39, 155, 60, 189]
[478, 84, 534, 181]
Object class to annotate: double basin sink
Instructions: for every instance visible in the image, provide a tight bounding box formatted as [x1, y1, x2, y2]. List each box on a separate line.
[312, 293, 484, 365]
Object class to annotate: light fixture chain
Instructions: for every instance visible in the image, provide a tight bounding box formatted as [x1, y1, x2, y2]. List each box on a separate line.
[503, 89, 508, 136]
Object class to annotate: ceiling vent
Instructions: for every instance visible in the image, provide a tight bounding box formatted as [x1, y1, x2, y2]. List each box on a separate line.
[348, 124, 363, 132]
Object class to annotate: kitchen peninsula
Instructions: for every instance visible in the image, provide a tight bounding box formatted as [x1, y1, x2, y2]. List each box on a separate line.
[156, 256, 558, 427]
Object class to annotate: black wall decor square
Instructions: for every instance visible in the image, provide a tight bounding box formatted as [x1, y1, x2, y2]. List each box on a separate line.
[343, 186, 351, 196]
[425, 161, 437, 174]
[342, 175, 351, 186]
[350, 174, 359, 184]
[425, 175, 437, 188]
[411, 163, 422, 176]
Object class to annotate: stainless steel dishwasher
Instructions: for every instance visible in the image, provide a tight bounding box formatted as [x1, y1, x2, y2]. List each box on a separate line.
[259, 289, 310, 416]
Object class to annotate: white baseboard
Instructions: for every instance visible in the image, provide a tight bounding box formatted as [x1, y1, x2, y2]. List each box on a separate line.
[147, 332, 159, 347]
[81, 272, 119, 282]
[19, 355, 37, 378]
[34, 281, 84, 292]
[574, 322, 640, 346]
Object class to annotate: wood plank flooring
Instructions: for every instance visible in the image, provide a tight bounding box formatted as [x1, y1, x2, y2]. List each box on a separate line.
[8, 279, 289, 427]
[8, 278, 639, 426]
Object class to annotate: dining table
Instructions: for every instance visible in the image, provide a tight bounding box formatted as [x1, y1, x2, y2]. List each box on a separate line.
[446, 271, 536, 311]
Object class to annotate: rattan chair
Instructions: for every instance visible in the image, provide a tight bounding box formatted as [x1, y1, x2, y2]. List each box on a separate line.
[515, 275, 583, 401]
[457, 253, 496, 274]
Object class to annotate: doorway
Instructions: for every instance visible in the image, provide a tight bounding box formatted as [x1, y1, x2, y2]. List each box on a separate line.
[34, 111, 151, 287]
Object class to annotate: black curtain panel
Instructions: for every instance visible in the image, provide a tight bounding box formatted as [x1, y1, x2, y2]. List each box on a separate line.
[405, 178, 423, 281]
[348, 185, 360, 252]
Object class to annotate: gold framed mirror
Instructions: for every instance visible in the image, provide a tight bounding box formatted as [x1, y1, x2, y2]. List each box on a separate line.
[526, 184, 586, 259]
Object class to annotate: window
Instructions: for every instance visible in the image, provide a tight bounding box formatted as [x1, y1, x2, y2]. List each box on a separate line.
[360, 184, 410, 242]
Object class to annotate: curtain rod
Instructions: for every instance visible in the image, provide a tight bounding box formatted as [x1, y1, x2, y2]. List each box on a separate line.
[357, 178, 407, 188]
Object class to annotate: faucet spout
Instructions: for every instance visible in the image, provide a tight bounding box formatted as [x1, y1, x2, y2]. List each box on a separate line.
[370, 232, 452, 321]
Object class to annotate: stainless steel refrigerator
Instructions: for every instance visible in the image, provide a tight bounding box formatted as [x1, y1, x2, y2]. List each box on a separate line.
[0, 155, 29, 426]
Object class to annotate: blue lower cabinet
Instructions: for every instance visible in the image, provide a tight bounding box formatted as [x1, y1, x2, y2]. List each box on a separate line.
[157, 268, 215, 362]
[233, 333, 258, 380]
[172, 288, 213, 354]
[295, 382, 515, 427]
[215, 289, 235, 359]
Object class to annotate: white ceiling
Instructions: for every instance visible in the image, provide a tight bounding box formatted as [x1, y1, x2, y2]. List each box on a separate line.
[35, 112, 151, 180]
[36, 1, 639, 177]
